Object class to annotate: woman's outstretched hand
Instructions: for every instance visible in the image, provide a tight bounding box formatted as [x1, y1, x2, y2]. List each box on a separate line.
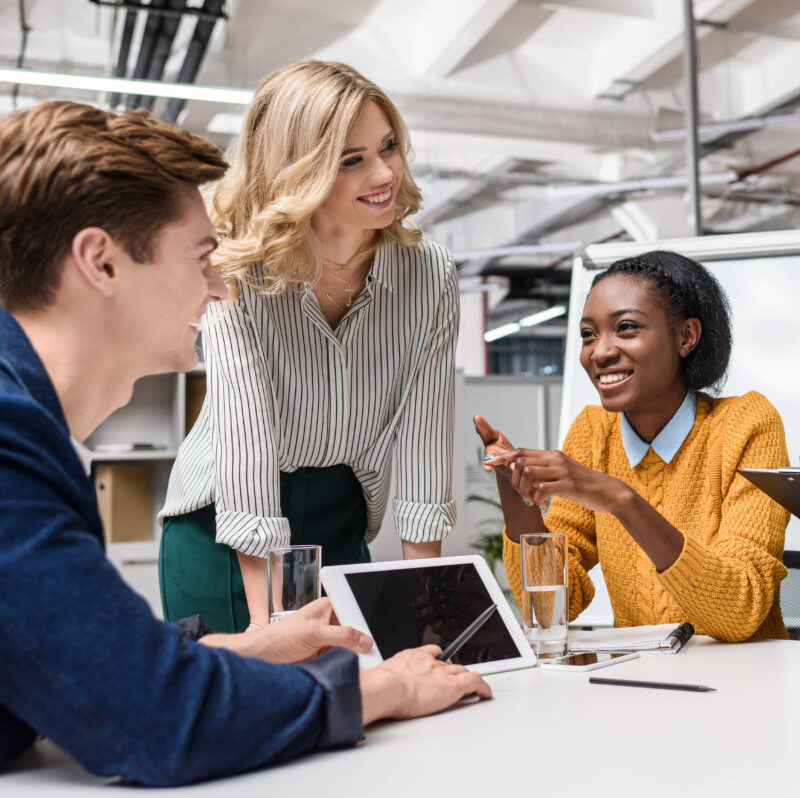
[473, 415, 515, 465]
[473, 414, 546, 540]
[482, 448, 631, 515]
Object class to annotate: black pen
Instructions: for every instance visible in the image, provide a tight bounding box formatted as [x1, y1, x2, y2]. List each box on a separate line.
[437, 603, 497, 661]
[589, 677, 716, 693]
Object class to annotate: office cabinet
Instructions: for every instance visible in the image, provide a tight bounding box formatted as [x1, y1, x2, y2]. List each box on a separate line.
[94, 463, 153, 543]
[84, 367, 205, 617]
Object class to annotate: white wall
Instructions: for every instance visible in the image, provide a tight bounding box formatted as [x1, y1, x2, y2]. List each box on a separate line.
[455, 291, 488, 377]
[371, 373, 563, 562]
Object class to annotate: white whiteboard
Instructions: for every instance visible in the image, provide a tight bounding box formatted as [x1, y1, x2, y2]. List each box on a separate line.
[561, 231, 800, 555]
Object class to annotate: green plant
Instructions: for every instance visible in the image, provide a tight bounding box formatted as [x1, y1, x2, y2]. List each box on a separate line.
[466, 489, 514, 604]
[465, 444, 505, 572]
[470, 527, 504, 574]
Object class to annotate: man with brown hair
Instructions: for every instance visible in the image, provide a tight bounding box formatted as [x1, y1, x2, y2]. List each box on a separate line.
[0, 101, 489, 786]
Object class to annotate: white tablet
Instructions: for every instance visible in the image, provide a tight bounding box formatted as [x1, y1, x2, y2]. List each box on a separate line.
[320, 555, 537, 674]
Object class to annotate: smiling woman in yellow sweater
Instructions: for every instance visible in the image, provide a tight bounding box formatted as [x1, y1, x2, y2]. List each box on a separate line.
[476, 250, 789, 642]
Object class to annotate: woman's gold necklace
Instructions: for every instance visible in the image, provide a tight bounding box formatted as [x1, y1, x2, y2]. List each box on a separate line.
[321, 258, 368, 314]
[323, 256, 354, 272]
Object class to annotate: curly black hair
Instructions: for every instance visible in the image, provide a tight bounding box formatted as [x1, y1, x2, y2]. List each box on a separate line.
[590, 250, 732, 393]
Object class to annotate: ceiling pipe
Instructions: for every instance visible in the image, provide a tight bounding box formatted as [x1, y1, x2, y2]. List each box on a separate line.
[541, 229, 627, 272]
[164, 0, 226, 123]
[108, 7, 137, 108]
[682, 0, 702, 236]
[136, 0, 187, 112]
[126, 0, 167, 109]
[415, 166, 551, 187]
[452, 242, 582, 262]
[652, 111, 800, 144]
[547, 171, 734, 199]
[734, 146, 800, 182]
[89, 0, 226, 22]
[717, 190, 800, 208]
[11, 0, 32, 109]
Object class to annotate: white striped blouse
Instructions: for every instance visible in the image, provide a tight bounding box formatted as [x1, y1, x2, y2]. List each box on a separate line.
[160, 238, 459, 557]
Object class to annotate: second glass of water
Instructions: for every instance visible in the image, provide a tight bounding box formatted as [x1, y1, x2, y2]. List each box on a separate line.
[267, 544, 321, 623]
[520, 532, 568, 658]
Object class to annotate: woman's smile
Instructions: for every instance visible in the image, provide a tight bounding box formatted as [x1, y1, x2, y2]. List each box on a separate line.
[595, 370, 633, 389]
[357, 184, 393, 208]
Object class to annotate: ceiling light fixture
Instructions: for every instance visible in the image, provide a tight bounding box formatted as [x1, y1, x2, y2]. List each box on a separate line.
[483, 304, 567, 342]
[519, 304, 567, 327]
[483, 322, 521, 343]
[0, 67, 252, 105]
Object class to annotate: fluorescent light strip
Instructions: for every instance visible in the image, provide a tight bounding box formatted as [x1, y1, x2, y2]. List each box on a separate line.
[519, 304, 567, 327]
[484, 322, 521, 342]
[484, 304, 567, 342]
[0, 67, 253, 105]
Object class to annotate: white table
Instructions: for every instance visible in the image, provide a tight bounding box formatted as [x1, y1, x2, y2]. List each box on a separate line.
[5, 638, 799, 797]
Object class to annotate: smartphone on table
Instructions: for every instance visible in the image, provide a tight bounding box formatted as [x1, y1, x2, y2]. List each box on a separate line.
[540, 651, 639, 671]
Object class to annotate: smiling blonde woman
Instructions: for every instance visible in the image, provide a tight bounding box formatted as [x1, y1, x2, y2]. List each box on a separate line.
[159, 60, 459, 633]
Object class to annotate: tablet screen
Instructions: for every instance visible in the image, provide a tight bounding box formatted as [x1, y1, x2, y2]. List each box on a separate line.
[344, 563, 520, 665]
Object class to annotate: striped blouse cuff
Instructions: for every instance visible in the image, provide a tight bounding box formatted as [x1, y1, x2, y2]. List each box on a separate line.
[214, 510, 291, 557]
[393, 499, 457, 543]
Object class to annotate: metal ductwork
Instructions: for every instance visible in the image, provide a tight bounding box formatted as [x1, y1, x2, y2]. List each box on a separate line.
[107, 7, 137, 107]
[128, 0, 176, 111]
[164, 0, 225, 122]
[89, 0, 226, 120]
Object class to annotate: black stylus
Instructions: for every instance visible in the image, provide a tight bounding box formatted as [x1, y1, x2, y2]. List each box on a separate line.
[437, 603, 498, 661]
[589, 677, 716, 692]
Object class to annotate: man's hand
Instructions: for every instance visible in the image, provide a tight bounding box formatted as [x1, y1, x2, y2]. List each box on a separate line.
[199, 598, 373, 663]
[360, 645, 492, 726]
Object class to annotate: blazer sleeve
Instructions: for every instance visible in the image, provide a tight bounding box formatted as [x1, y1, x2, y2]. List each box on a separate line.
[0, 394, 361, 786]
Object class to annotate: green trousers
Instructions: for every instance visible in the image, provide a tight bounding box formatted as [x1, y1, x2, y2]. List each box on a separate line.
[159, 464, 370, 633]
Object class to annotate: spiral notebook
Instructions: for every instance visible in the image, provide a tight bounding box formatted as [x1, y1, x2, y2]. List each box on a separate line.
[569, 623, 695, 654]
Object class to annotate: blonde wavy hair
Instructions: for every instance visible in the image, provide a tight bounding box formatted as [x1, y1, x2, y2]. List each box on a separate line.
[210, 59, 422, 296]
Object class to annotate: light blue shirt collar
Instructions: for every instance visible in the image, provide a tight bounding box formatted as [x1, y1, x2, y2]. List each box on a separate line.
[620, 392, 697, 468]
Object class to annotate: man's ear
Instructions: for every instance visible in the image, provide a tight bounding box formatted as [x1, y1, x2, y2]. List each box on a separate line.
[67, 227, 124, 298]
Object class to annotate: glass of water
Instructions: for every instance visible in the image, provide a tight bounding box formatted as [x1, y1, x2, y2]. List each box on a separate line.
[267, 544, 321, 623]
[520, 532, 568, 658]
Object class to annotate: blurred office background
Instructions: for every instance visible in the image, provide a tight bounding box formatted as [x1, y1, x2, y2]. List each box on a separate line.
[3, 0, 800, 621]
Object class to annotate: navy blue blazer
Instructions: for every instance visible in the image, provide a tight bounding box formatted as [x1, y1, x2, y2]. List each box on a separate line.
[0, 309, 362, 785]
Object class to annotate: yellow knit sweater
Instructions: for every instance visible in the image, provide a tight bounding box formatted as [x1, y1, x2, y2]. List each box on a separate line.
[503, 391, 790, 642]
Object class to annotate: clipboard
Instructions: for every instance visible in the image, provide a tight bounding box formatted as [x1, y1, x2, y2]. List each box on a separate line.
[738, 468, 800, 519]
